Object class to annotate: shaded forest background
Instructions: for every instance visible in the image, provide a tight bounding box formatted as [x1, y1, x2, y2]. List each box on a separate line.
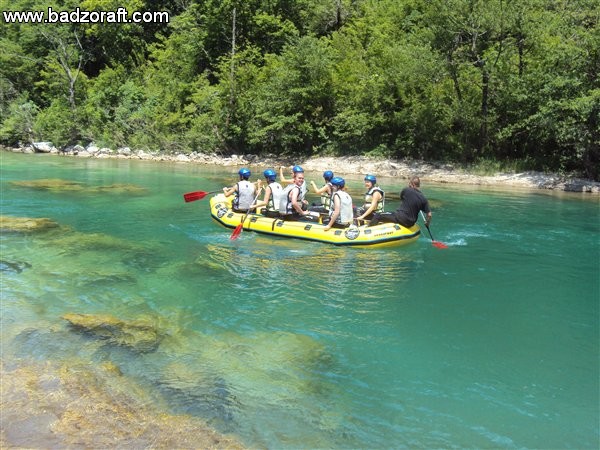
[1, 0, 598, 179]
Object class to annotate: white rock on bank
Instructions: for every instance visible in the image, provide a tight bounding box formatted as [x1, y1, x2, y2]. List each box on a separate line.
[32, 142, 56, 153]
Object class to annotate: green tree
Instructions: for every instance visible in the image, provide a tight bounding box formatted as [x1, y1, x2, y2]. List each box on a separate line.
[246, 36, 335, 155]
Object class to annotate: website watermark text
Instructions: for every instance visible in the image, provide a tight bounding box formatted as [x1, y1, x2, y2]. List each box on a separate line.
[3, 7, 170, 24]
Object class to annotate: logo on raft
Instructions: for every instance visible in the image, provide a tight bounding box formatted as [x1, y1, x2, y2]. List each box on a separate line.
[344, 226, 360, 240]
[217, 207, 228, 218]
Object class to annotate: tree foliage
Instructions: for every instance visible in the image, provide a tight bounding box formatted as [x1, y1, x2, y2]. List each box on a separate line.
[1, 0, 598, 178]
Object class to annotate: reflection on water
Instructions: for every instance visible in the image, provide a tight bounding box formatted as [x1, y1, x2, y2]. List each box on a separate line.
[198, 240, 422, 299]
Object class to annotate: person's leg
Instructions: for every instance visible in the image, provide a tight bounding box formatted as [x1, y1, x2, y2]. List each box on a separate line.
[322, 219, 348, 229]
[368, 212, 397, 226]
[354, 206, 365, 218]
[394, 212, 415, 228]
[309, 205, 327, 214]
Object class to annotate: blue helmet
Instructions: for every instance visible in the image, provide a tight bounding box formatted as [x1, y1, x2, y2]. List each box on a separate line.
[239, 168, 251, 180]
[323, 170, 334, 182]
[364, 174, 376, 184]
[292, 165, 304, 173]
[263, 169, 276, 182]
[331, 177, 345, 188]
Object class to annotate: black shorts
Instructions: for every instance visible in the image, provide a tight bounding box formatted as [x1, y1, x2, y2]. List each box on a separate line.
[322, 219, 350, 229]
[260, 208, 281, 218]
[280, 213, 319, 222]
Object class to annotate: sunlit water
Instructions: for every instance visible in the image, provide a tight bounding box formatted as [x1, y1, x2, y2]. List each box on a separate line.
[1, 152, 598, 448]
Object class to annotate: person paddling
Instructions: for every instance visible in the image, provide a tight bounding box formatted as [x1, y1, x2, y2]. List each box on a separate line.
[223, 168, 262, 212]
[252, 169, 283, 218]
[369, 176, 431, 228]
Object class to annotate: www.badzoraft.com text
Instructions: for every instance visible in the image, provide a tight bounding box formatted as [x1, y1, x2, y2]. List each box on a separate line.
[2, 7, 169, 24]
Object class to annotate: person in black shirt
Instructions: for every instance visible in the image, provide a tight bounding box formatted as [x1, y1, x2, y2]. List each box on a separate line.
[369, 176, 432, 228]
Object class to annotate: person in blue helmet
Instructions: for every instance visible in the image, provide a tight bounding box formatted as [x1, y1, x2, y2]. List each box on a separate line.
[369, 176, 431, 228]
[278, 169, 318, 221]
[355, 174, 385, 223]
[309, 170, 334, 214]
[252, 169, 283, 218]
[223, 168, 262, 213]
[280, 165, 308, 208]
[323, 177, 353, 231]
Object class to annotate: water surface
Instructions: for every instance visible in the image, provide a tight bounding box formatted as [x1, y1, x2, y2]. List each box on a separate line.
[1, 152, 598, 448]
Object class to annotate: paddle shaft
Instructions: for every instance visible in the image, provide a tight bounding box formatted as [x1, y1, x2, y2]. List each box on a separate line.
[420, 211, 436, 241]
[230, 187, 263, 239]
[420, 211, 448, 248]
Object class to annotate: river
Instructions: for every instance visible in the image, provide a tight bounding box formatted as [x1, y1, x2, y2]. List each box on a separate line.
[1, 152, 598, 448]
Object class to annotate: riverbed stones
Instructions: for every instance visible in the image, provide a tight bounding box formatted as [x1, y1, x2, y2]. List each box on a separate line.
[10, 178, 148, 195]
[62, 313, 163, 353]
[0, 360, 244, 449]
[10, 178, 84, 192]
[0, 215, 60, 233]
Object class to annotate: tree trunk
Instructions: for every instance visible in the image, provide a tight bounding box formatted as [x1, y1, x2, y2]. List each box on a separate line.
[226, 7, 236, 131]
[479, 63, 489, 153]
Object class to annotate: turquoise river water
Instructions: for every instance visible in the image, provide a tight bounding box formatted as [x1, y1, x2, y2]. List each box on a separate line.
[1, 152, 598, 449]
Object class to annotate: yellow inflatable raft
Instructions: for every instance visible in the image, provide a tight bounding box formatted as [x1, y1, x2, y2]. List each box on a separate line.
[209, 194, 421, 247]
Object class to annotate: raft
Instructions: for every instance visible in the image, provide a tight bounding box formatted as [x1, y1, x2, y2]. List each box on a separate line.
[209, 194, 421, 247]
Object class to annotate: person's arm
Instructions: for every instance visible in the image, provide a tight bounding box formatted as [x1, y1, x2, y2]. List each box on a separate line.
[356, 190, 382, 220]
[223, 184, 237, 197]
[252, 186, 271, 210]
[291, 188, 307, 215]
[324, 195, 340, 231]
[311, 180, 328, 195]
[279, 166, 292, 183]
[424, 210, 432, 226]
[247, 187, 262, 212]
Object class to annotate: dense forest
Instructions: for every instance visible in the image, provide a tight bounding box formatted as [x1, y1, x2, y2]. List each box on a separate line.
[1, 0, 598, 179]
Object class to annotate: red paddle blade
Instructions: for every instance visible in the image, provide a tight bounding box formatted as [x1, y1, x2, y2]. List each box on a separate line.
[432, 241, 448, 249]
[183, 191, 209, 202]
[230, 224, 243, 240]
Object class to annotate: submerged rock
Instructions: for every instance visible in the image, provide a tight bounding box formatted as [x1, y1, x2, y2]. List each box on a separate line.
[0, 360, 244, 449]
[10, 178, 148, 195]
[62, 313, 163, 353]
[71, 270, 137, 287]
[47, 231, 142, 252]
[0, 215, 60, 233]
[44, 230, 165, 270]
[93, 183, 148, 195]
[10, 178, 84, 192]
[179, 257, 227, 277]
[0, 259, 32, 274]
[197, 330, 334, 400]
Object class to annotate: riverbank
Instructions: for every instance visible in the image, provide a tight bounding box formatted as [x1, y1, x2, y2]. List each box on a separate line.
[3, 144, 599, 193]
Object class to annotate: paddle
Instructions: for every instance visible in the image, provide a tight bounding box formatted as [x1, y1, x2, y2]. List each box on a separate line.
[183, 190, 219, 202]
[420, 211, 448, 249]
[230, 188, 263, 240]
